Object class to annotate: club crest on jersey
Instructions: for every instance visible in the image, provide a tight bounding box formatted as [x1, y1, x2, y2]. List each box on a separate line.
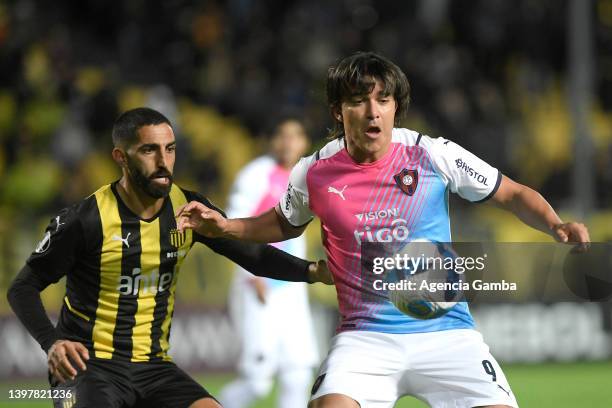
[170, 228, 186, 248]
[394, 169, 418, 196]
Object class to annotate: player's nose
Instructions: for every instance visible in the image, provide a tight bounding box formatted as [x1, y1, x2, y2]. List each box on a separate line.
[157, 150, 171, 168]
[365, 99, 380, 119]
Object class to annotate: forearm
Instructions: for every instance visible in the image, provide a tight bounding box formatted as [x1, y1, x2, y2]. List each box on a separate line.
[500, 185, 562, 238]
[202, 236, 313, 282]
[223, 206, 302, 243]
[7, 265, 60, 352]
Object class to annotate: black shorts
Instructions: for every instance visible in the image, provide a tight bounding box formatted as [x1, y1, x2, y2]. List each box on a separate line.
[49, 357, 215, 408]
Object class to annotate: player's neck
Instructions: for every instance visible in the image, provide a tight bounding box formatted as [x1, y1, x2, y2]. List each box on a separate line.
[117, 177, 165, 219]
[276, 159, 294, 171]
[346, 143, 391, 164]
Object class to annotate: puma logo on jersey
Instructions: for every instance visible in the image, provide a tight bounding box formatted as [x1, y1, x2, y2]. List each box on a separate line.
[328, 185, 347, 200]
[112, 232, 131, 248]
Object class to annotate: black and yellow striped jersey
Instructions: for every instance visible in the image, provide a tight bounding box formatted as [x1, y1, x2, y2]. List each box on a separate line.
[24, 182, 311, 362]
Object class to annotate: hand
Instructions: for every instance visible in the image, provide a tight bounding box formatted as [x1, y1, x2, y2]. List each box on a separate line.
[48, 340, 89, 383]
[176, 201, 228, 238]
[251, 277, 267, 304]
[551, 222, 590, 252]
[308, 260, 334, 285]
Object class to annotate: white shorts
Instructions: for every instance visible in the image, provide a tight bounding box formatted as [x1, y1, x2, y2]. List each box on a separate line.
[310, 329, 518, 408]
[229, 277, 318, 379]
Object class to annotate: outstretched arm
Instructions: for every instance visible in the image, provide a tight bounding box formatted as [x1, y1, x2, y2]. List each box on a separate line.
[176, 202, 307, 243]
[201, 235, 332, 284]
[490, 175, 590, 245]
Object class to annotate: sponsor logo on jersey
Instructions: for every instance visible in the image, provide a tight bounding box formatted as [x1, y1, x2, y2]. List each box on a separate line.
[284, 183, 293, 211]
[354, 208, 400, 222]
[354, 218, 410, 243]
[393, 169, 418, 195]
[117, 268, 173, 296]
[455, 158, 489, 185]
[166, 250, 186, 259]
[328, 185, 348, 200]
[169, 228, 185, 248]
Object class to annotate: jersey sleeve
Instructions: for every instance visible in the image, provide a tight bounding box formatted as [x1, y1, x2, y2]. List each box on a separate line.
[279, 156, 314, 227]
[425, 136, 502, 202]
[26, 205, 84, 284]
[12, 205, 84, 351]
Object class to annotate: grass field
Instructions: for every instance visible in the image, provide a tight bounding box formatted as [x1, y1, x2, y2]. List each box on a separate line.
[0, 361, 610, 407]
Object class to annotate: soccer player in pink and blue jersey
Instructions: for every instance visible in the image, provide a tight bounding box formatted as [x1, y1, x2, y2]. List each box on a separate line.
[219, 118, 318, 408]
[177, 52, 590, 408]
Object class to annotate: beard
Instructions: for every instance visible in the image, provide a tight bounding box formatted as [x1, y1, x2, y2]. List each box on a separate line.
[126, 155, 173, 199]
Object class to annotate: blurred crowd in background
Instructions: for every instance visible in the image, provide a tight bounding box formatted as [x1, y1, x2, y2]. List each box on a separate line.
[1, 0, 612, 307]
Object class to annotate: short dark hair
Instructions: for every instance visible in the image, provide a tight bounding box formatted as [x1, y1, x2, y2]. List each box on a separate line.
[264, 113, 306, 138]
[326, 52, 411, 139]
[112, 107, 172, 147]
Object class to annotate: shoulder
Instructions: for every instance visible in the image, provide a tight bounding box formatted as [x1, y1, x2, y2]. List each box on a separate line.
[316, 138, 345, 161]
[178, 186, 226, 217]
[61, 189, 104, 229]
[30, 193, 96, 257]
[391, 128, 423, 146]
[289, 138, 344, 190]
[236, 156, 276, 178]
[295, 138, 345, 174]
[413, 133, 451, 152]
[393, 130, 458, 162]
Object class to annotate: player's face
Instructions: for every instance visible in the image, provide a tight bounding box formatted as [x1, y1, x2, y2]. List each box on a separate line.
[270, 120, 309, 169]
[125, 124, 176, 199]
[338, 77, 396, 163]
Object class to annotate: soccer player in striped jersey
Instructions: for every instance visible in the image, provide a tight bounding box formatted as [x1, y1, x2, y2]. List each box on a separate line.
[7, 107, 331, 408]
[176, 53, 590, 408]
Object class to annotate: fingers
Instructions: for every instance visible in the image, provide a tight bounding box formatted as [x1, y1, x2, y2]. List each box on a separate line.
[555, 222, 591, 253]
[563, 222, 589, 242]
[176, 201, 220, 233]
[568, 222, 590, 253]
[49, 358, 66, 383]
[52, 366, 66, 384]
[49, 348, 76, 382]
[67, 343, 89, 371]
[175, 201, 211, 218]
[554, 226, 568, 243]
[48, 341, 89, 384]
[175, 201, 201, 218]
[175, 203, 188, 218]
[573, 222, 590, 243]
[58, 359, 77, 381]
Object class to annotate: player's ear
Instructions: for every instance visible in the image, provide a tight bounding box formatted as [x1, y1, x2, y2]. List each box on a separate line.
[112, 148, 128, 168]
[332, 106, 342, 123]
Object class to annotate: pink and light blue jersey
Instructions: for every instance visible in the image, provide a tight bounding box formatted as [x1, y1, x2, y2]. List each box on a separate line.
[228, 156, 306, 289]
[280, 129, 501, 334]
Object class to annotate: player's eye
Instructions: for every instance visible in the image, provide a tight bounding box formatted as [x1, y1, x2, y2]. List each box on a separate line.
[378, 94, 392, 103]
[167, 145, 176, 153]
